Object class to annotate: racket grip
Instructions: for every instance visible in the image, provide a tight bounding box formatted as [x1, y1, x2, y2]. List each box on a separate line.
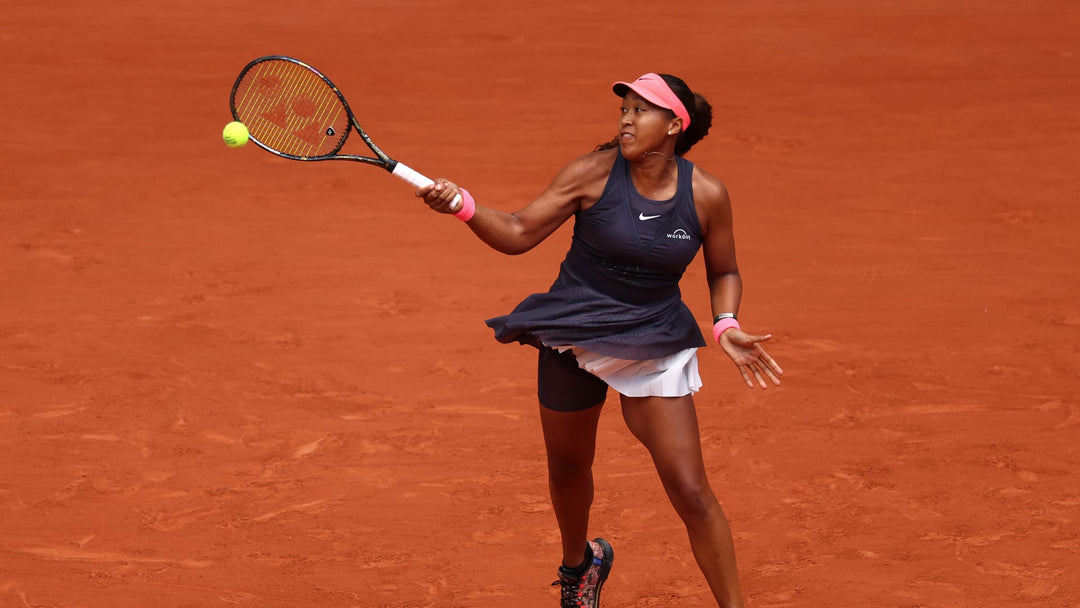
[392, 162, 463, 212]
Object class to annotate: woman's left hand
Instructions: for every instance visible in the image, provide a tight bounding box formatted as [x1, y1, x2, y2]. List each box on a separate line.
[719, 329, 783, 389]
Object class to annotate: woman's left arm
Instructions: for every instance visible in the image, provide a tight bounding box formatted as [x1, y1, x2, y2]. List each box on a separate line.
[695, 168, 783, 389]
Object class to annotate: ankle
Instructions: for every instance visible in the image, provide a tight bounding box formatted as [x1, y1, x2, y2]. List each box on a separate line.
[560, 545, 594, 576]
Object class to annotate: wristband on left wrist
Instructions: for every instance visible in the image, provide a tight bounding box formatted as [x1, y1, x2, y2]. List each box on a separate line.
[712, 316, 741, 343]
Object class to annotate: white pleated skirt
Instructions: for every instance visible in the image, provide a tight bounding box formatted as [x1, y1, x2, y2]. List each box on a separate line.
[556, 345, 702, 398]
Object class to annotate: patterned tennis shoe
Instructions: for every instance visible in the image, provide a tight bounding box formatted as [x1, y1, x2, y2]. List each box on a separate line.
[551, 538, 614, 608]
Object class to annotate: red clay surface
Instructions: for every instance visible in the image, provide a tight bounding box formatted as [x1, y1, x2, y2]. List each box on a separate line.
[2, 1, 1078, 606]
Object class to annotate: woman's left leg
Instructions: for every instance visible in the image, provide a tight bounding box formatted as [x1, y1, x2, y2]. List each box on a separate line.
[620, 394, 744, 608]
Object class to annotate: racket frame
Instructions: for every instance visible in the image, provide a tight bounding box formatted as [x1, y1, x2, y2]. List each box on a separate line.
[230, 55, 393, 168]
[229, 55, 459, 210]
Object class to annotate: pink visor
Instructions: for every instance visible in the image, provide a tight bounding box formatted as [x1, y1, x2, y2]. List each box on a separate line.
[612, 73, 691, 129]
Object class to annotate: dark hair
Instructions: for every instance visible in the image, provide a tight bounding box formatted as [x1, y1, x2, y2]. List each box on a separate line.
[596, 73, 713, 156]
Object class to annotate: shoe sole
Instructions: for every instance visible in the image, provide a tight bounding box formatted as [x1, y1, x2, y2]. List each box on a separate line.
[591, 537, 614, 606]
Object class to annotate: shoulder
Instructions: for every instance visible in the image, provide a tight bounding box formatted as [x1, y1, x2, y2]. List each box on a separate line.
[690, 163, 729, 208]
[689, 163, 732, 233]
[546, 147, 619, 208]
[556, 147, 618, 184]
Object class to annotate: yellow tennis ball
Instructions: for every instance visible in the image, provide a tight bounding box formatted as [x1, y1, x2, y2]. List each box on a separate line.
[222, 121, 249, 148]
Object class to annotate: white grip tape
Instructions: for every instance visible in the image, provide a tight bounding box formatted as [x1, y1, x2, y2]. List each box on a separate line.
[392, 162, 462, 211]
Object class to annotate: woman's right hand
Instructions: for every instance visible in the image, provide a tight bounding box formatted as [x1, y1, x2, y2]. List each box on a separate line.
[416, 178, 461, 214]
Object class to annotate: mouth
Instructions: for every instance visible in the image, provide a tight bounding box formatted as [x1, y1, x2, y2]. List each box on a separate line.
[619, 132, 634, 141]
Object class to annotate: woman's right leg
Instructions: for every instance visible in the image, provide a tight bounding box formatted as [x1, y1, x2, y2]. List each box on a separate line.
[539, 402, 604, 567]
[536, 347, 609, 568]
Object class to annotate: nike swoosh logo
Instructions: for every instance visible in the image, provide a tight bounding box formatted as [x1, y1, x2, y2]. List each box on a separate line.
[638, 213, 662, 221]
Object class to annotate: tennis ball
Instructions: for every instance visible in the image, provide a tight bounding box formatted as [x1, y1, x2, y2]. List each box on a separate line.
[222, 121, 249, 148]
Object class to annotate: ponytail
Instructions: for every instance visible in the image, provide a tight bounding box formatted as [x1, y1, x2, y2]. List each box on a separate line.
[660, 74, 712, 156]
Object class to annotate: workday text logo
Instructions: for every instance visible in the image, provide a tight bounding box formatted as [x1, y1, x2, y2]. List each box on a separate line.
[666, 228, 692, 241]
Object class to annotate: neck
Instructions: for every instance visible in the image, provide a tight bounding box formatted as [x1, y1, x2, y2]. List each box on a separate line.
[641, 150, 675, 161]
[632, 150, 678, 176]
[627, 151, 679, 200]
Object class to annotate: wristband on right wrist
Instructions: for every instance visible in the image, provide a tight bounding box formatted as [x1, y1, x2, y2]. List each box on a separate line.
[453, 188, 476, 222]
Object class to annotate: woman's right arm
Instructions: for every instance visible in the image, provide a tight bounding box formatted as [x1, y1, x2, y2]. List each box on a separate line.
[417, 150, 614, 255]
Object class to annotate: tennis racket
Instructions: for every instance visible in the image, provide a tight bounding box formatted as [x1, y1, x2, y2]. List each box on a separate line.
[229, 55, 461, 210]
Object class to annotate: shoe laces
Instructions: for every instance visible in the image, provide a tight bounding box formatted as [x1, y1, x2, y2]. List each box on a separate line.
[551, 570, 595, 607]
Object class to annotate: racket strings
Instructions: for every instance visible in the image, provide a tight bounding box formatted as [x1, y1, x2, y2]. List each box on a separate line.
[233, 59, 349, 158]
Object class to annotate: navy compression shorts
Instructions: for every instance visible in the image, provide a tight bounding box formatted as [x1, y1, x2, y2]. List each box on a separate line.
[537, 346, 608, 412]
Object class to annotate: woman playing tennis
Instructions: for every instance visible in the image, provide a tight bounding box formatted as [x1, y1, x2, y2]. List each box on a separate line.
[417, 73, 782, 608]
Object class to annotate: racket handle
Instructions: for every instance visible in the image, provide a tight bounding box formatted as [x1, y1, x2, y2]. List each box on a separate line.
[391, 162, 463, 212]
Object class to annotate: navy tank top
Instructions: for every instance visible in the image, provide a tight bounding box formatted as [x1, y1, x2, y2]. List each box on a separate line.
[485, 152, 707, 360]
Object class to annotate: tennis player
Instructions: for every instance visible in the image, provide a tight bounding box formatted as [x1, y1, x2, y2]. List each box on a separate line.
[417, 73, 781, 608]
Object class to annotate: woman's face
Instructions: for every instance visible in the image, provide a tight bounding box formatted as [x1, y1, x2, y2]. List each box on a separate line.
[617, 91, 679, 157]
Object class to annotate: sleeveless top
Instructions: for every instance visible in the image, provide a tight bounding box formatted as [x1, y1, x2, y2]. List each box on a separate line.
[484, 152, 706, 360]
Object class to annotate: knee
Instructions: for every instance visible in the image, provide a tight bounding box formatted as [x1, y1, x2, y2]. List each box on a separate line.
[665, 476, 722, 525]
[546, 450, 593, 484]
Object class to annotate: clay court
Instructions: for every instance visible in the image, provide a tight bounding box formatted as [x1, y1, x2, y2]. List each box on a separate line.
[2, 1, 1077, 606]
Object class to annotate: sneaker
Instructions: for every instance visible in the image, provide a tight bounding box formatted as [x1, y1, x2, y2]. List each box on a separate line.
[551, 538, 614, 608]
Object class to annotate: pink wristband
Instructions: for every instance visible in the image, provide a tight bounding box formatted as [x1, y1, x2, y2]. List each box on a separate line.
[712, 318, 741, 343]
[453, 188, 476, 222]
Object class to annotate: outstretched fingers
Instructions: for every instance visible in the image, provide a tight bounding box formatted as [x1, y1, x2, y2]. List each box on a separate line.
[742, 345, 783, 390]
[720, 329, 784, 389]
[739, 358, 778, 389]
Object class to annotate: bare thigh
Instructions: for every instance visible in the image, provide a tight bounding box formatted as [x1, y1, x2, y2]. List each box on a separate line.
[619, 394, 718, 516]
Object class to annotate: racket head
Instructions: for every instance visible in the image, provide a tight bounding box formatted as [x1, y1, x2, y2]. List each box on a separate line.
[230, 56, 359, 161]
